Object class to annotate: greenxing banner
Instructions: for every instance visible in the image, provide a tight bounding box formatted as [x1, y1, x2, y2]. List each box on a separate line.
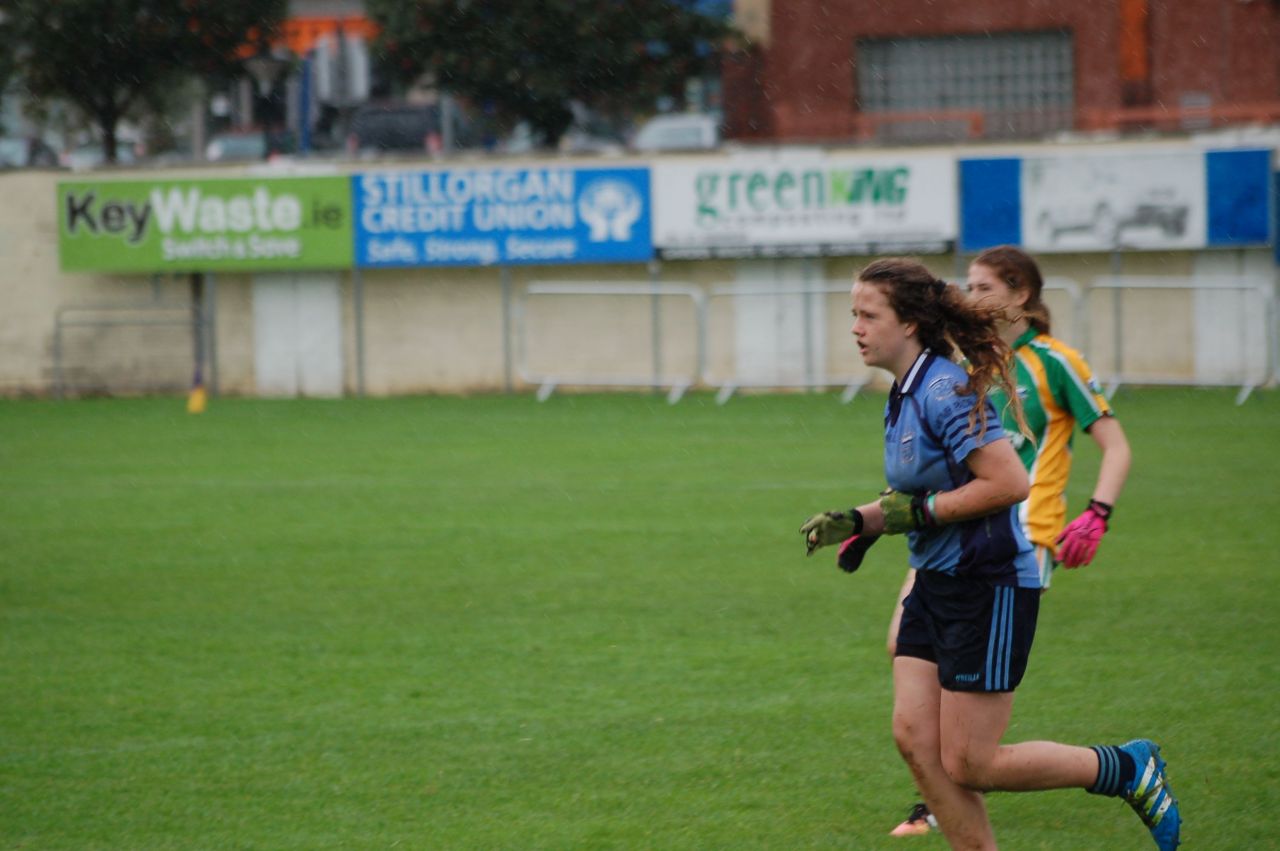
[58, 176, 353, 272]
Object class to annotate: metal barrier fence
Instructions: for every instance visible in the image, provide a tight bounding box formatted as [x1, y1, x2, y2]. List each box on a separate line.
[703, 283, 871, 404]
[1083, 276, 1275, 404]
[1041, 277, 1085, 347]
[51, 276, 214, 399]
[517, 275, 1275, 405]
[515, 281, 706, 403]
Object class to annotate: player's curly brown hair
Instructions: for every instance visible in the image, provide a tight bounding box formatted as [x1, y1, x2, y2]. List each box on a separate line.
[857, 257, 1030, 442]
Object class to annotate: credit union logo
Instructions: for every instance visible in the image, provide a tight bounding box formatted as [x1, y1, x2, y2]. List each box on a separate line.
[578, 178, 642, 242]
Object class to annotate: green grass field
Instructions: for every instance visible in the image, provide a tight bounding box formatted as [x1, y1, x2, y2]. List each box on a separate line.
[2, 389, 1278, 850]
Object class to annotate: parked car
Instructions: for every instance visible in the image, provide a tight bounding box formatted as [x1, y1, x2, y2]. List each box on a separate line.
[558, 122, 627, 155]
[500, 120, 626, 156]
[348, 102, 441, 156]
[205, 129, 295, 163]
[630, 113, 720, 152]
[0, 136, 60, 168]
[205, 131, 265, 162]
[63, 141, 139, 170]
[496, 100, 629, 156]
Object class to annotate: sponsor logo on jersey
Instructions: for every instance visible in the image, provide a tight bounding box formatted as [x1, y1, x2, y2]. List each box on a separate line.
[900, 430, 916, 464]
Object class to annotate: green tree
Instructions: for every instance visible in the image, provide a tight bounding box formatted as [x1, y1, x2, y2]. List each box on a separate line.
[0, 11, 17, 133]
[368, 0, 733, 146]
[0, 0, 287, 162]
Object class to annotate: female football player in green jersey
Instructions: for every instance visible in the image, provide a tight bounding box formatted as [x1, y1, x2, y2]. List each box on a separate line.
[887, 246, 1135, 839]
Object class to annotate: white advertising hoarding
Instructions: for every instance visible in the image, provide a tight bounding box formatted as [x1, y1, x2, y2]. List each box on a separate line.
[653, 151, 957, 258]
[1021, 149, 1206, 252]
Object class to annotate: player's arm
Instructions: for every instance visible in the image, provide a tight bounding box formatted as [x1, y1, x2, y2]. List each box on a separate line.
[816, 438, 1029, 541]
[1056, 415, 1132, 567]
[931, 437, 1030, 523]
[801, 395, 1028, 550]
[1084, 415, 1131, 507]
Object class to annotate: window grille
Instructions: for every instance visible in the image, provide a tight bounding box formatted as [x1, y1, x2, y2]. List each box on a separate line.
[857, 31, 1074, 141]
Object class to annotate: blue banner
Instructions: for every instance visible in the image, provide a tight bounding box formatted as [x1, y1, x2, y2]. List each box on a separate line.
[958, 158, 1021, 252]
[353, 166, 652, 267]
[1206, 149, 1271, 246]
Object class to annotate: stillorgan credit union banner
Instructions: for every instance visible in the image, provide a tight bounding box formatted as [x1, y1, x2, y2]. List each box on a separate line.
[652, 151, 957, 258]
[352, 165, 653, 267]
[57, 176, 353, 272]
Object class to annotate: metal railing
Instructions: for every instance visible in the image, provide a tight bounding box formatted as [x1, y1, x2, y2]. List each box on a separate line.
[790, 102, 1280, 145]
[510, 274, 1275, 406]
[1041, 277, 1085, 343]
[515, 281, 707, 403]
[1084, 276, 1276, 405]
[51, 277, 214, 399]
[704, 282, 873, 404]
[850, 109, 986, 143]
[1077, 100, 1280, 134]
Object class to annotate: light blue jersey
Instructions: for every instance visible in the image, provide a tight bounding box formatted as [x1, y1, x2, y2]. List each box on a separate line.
[884, 351, 1041, 588]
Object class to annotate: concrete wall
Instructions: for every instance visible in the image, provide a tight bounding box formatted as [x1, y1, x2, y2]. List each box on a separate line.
[1, 169, 209, 395]
[1, 160, 1274, 398]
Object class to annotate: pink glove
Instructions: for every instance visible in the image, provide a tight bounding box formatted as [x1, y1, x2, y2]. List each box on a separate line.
[1054, 500, 1112, 567]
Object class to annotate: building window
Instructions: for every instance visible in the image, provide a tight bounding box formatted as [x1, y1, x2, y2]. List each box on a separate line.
[856, 31, 1074, 141]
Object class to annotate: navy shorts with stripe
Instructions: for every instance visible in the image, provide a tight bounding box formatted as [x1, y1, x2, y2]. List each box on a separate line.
[895, 569, 1040, 692]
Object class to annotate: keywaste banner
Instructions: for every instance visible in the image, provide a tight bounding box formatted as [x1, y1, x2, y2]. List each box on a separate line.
[652, 151, 957, 258]
[352, 166, 652, 267]
[57, 177, 353, 272]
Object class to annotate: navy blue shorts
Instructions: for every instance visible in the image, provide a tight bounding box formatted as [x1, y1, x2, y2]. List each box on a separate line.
[895, 569, 1040, 693]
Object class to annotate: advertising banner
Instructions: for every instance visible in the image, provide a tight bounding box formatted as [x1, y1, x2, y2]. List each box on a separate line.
[962, 147, 1271, 253]
[352, 166, 652, 267]
[1021, 149, 1207, 252]
[58, 177, 353, 272]
[652, 151, 957, 258]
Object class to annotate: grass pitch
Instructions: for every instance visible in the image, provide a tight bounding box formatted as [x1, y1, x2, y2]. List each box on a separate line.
[1, 389, 1277, 850]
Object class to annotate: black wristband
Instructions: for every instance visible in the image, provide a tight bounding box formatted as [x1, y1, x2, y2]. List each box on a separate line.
[844, 508, 865, 536]
[1087, 499, 1113, 528]
[1087, 499, 1113, 519]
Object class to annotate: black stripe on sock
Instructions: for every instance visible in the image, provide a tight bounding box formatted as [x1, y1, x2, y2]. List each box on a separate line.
[1088, 745, 1139, 797]
[1088, 746, 1121, 796]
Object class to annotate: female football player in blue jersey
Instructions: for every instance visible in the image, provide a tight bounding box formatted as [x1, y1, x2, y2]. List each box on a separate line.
[885, 245, 1135, 837]
[800, 258, 1178, 851]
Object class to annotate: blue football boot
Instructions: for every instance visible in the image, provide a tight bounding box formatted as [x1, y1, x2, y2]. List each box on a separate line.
[1119, 739, 1181, 850]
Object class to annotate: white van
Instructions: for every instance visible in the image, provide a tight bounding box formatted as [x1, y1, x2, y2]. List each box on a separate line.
[630, 113, 720, 152]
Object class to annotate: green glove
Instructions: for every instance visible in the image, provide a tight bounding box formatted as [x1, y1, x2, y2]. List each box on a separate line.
[799, 509, 863, 556]
[878, 489, 938, 535]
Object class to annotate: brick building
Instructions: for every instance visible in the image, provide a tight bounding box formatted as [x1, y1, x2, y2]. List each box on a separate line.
[723, 0, 1280, 143]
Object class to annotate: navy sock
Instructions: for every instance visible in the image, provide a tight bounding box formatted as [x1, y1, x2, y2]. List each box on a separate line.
[1087, 745, 1137, 796]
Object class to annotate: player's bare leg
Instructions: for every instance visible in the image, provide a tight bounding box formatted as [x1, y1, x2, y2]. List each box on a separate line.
[893, 656, 996, 850]
[888, 569, 937, 836]
[940, 690, 1103, 790]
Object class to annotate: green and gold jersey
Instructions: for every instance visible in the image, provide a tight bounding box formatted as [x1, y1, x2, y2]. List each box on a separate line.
[990, 329, 1113, 550]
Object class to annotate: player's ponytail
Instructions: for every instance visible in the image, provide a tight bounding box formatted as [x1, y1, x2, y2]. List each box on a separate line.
[934, 284, 1032, 443]
[857, 258, 1030, 443]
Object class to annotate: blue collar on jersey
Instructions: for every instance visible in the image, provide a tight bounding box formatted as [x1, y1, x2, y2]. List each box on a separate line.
[888, 349, 936, 427]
